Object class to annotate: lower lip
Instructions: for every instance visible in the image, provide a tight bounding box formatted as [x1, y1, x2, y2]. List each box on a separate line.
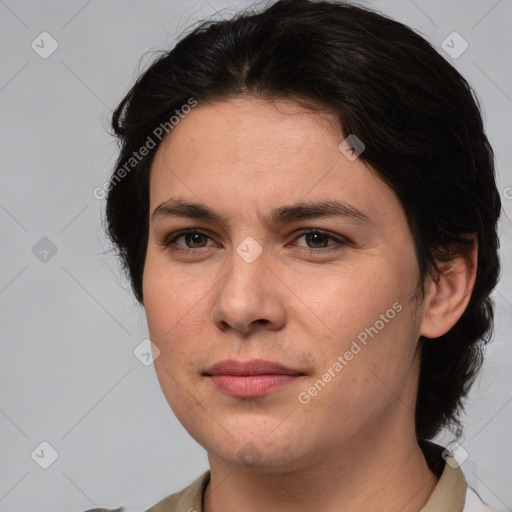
[209, 374, 301, 397]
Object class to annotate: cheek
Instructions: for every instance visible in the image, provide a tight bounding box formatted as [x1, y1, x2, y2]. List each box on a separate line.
[299, 299, 420, 435]
[143, 250, 211, 340]
[142, 254, 218, 414]
[294, 255, 421, 397]
[282, 254, 415, 345]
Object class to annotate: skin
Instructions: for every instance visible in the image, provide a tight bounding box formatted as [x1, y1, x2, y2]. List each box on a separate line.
[143, 96, 478, 512]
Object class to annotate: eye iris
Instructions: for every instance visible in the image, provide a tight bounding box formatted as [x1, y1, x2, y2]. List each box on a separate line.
[186, 233, 207, 248]
[306, 232, 328, 248]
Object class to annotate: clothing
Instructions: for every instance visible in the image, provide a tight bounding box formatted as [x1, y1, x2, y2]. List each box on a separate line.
[83, 449, 494, 512]
[143, 460, 493, 512]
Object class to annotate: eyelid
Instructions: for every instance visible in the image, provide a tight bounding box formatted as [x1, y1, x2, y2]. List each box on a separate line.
[290, 228, 348, 248]
[161, 228, 349, 252]
[161, 228, 217, 248]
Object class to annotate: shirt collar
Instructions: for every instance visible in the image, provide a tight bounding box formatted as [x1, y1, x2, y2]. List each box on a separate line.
[420, 454, 468, 512]
[154, 448, 468, 512]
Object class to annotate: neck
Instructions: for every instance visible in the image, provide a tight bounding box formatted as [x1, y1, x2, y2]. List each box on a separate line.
[203, 420, 437, 512]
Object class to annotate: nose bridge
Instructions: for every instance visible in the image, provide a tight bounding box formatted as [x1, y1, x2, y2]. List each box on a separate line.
[220, 241, 268, 308]
[212, 241, 285, 333]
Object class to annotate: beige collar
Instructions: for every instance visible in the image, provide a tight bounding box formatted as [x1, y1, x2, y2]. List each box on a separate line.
[420, 456, 468, 512]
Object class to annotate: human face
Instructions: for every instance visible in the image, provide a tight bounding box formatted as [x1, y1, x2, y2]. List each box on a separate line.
[143, 96, 425, 471]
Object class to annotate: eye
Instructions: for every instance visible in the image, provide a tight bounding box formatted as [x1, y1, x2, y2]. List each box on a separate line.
[291, 229, 347, 251]
[161, 228, 348, 253]
[163, 229, 215, 250]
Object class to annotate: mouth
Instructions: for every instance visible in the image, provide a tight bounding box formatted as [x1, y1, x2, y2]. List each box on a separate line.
[203, 359, 306, 397]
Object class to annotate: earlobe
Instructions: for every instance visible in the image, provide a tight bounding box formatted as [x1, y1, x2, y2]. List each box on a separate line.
[419, 236, 478, 340]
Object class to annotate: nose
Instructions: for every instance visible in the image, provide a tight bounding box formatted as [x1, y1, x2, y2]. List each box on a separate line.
[210, 248, 287, 336]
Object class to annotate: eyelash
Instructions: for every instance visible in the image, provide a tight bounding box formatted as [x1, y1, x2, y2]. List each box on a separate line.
[161, 229, 348, 254]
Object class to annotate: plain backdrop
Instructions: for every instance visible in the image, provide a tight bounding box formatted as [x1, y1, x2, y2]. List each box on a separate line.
[1, 0, 511, 511]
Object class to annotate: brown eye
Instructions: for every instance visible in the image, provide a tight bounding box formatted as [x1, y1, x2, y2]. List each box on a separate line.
[182, 232, 209, 248]
[304, 232, 330, 248]
[294, 230, 346, 251]
[163, 230, 214, 250]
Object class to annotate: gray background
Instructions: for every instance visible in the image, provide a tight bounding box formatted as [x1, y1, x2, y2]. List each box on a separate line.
[0, 0, 511, 510]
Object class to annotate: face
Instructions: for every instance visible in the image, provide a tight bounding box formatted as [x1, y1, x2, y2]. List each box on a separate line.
[143, 96, 425, 471]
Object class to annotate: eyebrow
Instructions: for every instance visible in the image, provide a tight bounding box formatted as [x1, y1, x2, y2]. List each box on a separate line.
[151, 198, 373, 227]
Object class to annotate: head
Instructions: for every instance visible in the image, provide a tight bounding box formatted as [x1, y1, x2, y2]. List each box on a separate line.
[104, 0, 501, 468]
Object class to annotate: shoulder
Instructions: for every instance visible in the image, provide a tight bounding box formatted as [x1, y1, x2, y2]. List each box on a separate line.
[80, 471, 210, 512]
[145, 471, 210, 512]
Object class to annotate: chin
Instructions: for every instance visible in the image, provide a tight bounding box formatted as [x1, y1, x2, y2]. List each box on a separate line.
[202, 429, 313, 472]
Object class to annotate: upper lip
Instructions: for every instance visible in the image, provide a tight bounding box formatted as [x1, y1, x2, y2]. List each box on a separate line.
[204, 359, 304, 376]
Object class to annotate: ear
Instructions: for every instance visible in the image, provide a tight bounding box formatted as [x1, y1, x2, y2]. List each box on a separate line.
[419, 235, 478, 339]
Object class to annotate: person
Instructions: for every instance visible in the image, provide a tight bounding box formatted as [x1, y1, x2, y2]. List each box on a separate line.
[91, 0, 502, 510]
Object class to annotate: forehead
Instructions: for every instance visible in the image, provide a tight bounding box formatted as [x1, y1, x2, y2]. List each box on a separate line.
[153, 96, 342, 167]
[148, 95, 401, 226]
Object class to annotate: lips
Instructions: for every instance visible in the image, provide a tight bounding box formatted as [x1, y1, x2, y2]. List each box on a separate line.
[205, 359, 303, 376]
[204, 359, 305, 397]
